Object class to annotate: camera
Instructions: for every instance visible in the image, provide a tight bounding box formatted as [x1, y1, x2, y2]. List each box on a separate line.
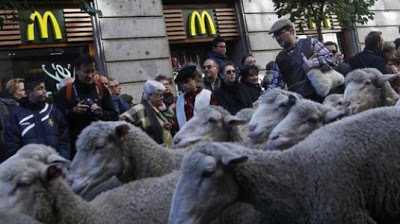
[83, 98, 102, 118]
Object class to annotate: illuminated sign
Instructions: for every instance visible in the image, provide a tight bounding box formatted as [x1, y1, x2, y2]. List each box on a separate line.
[27, 11, 62, 41]
[188, 10, 216, 37]
[20, 10, 66, 44]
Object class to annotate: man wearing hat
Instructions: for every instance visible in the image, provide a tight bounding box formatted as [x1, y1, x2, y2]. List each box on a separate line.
[175, 64, 217, 129]
[267, 18, 336, 102]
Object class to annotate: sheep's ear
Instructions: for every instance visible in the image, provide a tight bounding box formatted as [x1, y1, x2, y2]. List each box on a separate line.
[224, 115, 247, 126]
[221, 152, 248, 166]
[47, 154, 71, 168]
[40, 164, 65, 182]
[115, 124, 130, 138]
[377, 74, 399, 87]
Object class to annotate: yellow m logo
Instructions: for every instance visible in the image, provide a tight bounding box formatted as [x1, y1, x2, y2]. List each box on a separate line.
[189, 10, 216, 37]
[27, 11, 62, 41]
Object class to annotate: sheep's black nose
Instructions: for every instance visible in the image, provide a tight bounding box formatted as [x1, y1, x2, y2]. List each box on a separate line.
[269, 134, 280, 141]
[248, 124, 256, 132]
[173, 137, 181, 145]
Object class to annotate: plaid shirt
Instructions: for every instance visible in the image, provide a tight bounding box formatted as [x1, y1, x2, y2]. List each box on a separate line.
[268, 38, 336, 90]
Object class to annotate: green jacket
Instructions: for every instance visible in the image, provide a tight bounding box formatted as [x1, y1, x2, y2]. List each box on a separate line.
[120, 103, 174, 148]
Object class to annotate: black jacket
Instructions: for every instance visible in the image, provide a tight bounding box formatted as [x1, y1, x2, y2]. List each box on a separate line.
[241, 81, 262, 103]
[55, 79, 118, 157]
[213, 81, 253, 115]
[349, 49, 387, 74]
[4, 99, 70, 159]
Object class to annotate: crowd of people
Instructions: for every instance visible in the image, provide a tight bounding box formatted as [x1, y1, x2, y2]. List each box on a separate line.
[0, 18, 399, 162]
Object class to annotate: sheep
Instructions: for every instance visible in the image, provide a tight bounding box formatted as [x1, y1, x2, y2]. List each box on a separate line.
[169, 106, 400, 224]
[172, 106, 246, 148]
[247, 89, 302, 144]
[267, 99, 345, 150]
[396, 98, 400, 107]
[343, 68, 399, 114]
[67, 121, 188, 196]
[322, 93, 344, 111]
[0, 210, 44, 224]
[0, 154, 262, 224]
[234, 108, 255, 142]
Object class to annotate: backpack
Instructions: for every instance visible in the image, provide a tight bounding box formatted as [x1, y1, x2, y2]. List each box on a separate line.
[65, 82, 104, 103]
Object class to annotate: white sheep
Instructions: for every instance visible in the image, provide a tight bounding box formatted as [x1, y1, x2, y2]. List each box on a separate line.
[170, 106, 400, 224]
[234, 108, 255, 142]
[172, 106, 246, 148]
[343, 68, 399, 114]
[68, 121, 188, 196]
[0, 210, 44, 224]
[247, 89, 302, 144]
[267, 99, 345, 150]
[322, 93, 344, 111]
[0, 153, 261, 224]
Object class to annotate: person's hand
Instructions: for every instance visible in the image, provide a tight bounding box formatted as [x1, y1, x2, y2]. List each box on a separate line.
[163, 122, 172, 130]
[302, 60, 313, 72]
[168, 103, 176, 111]
[72, 100, 89, 114]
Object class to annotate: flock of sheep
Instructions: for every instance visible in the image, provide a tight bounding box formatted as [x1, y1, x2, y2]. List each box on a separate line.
[1, 68, 400, 224]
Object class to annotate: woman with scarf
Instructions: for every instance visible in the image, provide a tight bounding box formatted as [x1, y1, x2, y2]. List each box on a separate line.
[214, 62, 253, 115]
[120, 80, 174, 148]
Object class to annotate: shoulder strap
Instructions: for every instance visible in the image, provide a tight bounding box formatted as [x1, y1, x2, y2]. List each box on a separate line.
[66, 83, 73, 103]
[96, 82, 104, 100]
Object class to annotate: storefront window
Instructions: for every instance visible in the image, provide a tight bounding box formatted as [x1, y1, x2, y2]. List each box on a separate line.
[0, 46, 89, 95]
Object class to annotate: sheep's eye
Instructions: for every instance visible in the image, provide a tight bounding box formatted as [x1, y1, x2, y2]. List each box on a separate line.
[307, 117, 318, 124]
[365, 80, 372, 85]
[203, 170, 215, 177]
[337, 101, 342, 106]
[278, 102, 287, 108]
[94, 143, 105, 150]
[16, 182, 30, 189]
[208, 117, 218, 123]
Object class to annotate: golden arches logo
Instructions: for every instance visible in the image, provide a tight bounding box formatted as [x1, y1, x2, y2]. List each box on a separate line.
[27, 11, 62, 41]
[189, 10, 216, 37]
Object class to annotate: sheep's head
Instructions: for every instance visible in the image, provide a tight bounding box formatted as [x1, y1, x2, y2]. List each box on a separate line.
[172, 106, 246, 148]
[169, 142, 247, 224]
[0, 156, 68, 223]
[323, 94, 344, 111]
[267, 100, 345, 150]
[247, 89, 301, 143]
[343, 68, 399, 114]
[68, 121, 129, 196]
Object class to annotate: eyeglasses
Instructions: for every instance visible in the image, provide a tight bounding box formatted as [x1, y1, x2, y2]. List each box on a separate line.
[202, 65, 214, 70]
[331, 50, 338, 55]
[109, 84, 120, 89]
[225, 69, 236, 75]
[217, 45, 226, 48]
[272, 30, 288, 39]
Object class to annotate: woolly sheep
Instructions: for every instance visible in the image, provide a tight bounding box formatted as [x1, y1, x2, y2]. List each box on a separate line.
[396, 98, 400, 107]
[267, 99, 345, 150]
[0, 154, 261, 224]
[322, 93, 344, 111]
[0, 210, 43, 224]
[247, 89, 302, 144]
[172, 106, 246, 148]
[68, 121, 188, 196]
[170, 106, 400, 224]
[234, 108, 255, 142]
[343, 68, 399, 114]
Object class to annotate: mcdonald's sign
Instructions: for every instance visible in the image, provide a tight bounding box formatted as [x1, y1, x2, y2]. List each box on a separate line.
[20, 10, 66, 44]
[187, 10, 217, 37]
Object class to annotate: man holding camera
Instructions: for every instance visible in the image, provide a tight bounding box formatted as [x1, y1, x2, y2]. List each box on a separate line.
[56, 56, 118, 159]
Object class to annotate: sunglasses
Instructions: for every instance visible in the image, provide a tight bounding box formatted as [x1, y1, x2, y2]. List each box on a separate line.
[225, 69, 236, 75]
[202, 65, 214, 70]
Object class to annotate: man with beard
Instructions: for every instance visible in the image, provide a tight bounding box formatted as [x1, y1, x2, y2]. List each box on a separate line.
[268, 19, 335, 102]
[56, 56, 117, 159]
[4, 75, 70, 159]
